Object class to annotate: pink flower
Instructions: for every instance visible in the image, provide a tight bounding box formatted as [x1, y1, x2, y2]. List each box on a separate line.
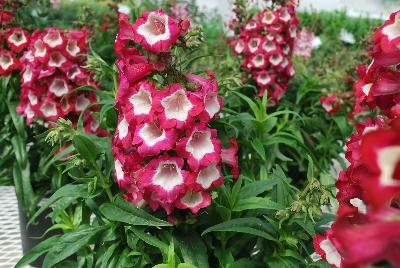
[221, 137, 240, 179]
[293, 28, 315, 59]
[118, 80, 156, 124]
[190, 163, 224, 191]
[320, 93, 340, 115]
[171, 3, 191, 21]
[132, 9, 180, 53]
[0, 11, 13, 25]
[0, 50, 19, 75]
[6, 28, 29, 53]
[176, 125, 221, 170]
[359, 123, 400, 209]
[313, 229, 343, 268]
[175, 190, 211, 214]
[155, 84, 203, 129]
[138, 155, 188, 203]
[133, 121, 178, 156]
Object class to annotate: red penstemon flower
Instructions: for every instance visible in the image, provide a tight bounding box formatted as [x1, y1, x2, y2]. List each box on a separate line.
[320, 93, 341, 115]
[314, 10, 400, 268]
[15, 27, 106, 136]
[132, 9, 180, 53]
[112, 11, 239, 215]
[0, 49, 19, 75]
[228, 4, 298, 102]
[6, 27, 29, 53]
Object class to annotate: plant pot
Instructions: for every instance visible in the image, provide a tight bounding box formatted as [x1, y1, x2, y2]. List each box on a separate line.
[18, 201, 61, 268]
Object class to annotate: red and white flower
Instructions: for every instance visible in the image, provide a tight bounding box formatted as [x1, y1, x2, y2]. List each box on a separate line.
[133, 9, 180, 53]
[133, 121, 177, 156]
[138, 155, 188, 203]
[6, 27, 29, 53]
[320, 93, 341, 115]
[0, 50, 19, 75]
[175, 190, 211, 214]
[156, 84, 203, 129]
[228, 4, 298, 101]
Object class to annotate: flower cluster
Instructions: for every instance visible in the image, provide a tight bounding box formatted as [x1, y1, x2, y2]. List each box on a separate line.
[113, 10, 239, 215]
[228, 4, 298, 102]
[314, 10, 400, 268]
[0, 27, 29, 75]
[353, 11, 400, 118]
[293, 27, 315, 59]
[16, 27, 103, 135]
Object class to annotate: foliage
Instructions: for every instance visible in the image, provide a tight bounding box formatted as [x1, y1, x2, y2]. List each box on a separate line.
[0, 1, 388, 267]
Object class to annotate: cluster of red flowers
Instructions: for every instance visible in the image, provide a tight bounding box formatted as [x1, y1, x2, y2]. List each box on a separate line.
[293, 27, 315, 59]
[113, 10, 239, 215]
[314, 10, 400, 267]
[0, 27, 29, 75]
[16, 27, 104, 135]
[228, 4, 298, 102]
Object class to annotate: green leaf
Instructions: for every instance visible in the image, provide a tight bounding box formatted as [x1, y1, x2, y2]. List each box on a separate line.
[73, 134, 101, 162]
[307, 155, 314, 181]
[177, 264, 198, 268]
[43, 225, 108, 268]
[176, 233, 209, 268]
[251, 138, 266, 160]
[232, 91, 260, 119]
[153, 265, 172, 268]
[232, 197, 284, 212]
[130, 227, 169, 254]
[294, 219, 315, 237]
[100, 196, 171, 226]
[230, 177, 242, 208]
[202, 218, 277, 241]
[15, 235, 61, 268]
[239, 179, 278, 199]
[167, 240, 175, 266]
[99, 243, 119, 268]
[28, 184, 90, 225]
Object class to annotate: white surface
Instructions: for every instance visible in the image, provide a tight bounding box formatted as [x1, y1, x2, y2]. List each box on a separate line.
[195, 0, 399, 21]
[0, 187, 23, 268]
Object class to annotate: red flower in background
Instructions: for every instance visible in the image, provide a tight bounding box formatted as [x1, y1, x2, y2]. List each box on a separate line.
[15, 27, 106, 136]
[228, 4, 298, 102]
[320, 93, 341, 115]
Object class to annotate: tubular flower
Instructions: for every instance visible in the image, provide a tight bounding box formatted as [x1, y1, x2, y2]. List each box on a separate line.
[0, 49, 19, 75]
[315, 10, 400, 267]
[228, 4, 298, 102]
[132, 9, 180, 53]
[16, 27, 105, 135]
[113, 12, 239, 215]
[320, 93, 341, 115]
[6, 27, 29, 53]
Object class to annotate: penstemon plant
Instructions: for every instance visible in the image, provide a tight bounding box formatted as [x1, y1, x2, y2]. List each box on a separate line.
[12, 1, 387, 268]
[313, 10, 400, 268]
[14, 4, 339, 267]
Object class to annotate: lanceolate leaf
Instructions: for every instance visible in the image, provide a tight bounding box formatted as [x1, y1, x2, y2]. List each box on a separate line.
[100, 196, 171, 227]
[175, 232, 210, 268]
[73, 134, 101, 163]
[43, 225, 108, 268]
[202, 218, 277, 241]
[129, 227, 169, 254]
[239, 179, 278, 199]
[232, 197, 284, 212]
[28, 184, 91, 225]
[15, 235, 61, 268]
